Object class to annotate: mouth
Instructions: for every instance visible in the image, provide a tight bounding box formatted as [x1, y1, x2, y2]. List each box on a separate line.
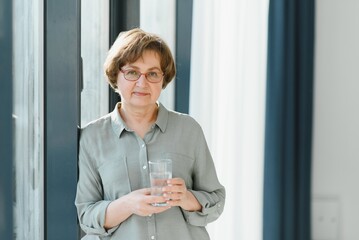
[133, 91, 150, 96]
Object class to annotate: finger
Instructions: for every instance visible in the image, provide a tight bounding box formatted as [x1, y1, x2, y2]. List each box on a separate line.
[166, 199, 181, 207]
[146, 195, 167, 205]
[146, 202, 171, 215]
[143, 188, 152, 195]
[163, 185, 185, 193]
[137, 205, 170, 216]
[167, 178, 184, 185]
[164, 192, 184, 201]
[136, 200, 170, 216]
[135, 188, 152, 195]
[150, 205, 171, 215]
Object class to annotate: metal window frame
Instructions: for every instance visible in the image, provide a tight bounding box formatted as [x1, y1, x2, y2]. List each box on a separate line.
[175, 0, 193, 113]
[0, 0, 13, 238]
[108, 0, 140, 111]
[44, 0, 81, 239]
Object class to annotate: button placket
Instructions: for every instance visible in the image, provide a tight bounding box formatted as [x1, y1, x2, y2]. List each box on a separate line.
[137, 134, 157, 240]
[147, 214, 157, 240]
[137, 137, 149, 188]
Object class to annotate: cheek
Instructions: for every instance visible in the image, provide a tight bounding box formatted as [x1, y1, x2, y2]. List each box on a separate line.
[153, 87, 163, 97]
[116, 77, 129, 89]
[116, 81, 129, 97]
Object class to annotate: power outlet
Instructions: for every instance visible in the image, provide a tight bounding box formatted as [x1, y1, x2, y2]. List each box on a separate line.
[312, 196, 340, 240]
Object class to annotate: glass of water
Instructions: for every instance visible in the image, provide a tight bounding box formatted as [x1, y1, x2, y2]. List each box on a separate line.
[149, 159, 172, 206]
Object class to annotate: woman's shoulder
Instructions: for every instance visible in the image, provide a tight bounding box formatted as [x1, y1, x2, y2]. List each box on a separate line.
[80, 113, 112, 137]
[167, 109, 202, 130]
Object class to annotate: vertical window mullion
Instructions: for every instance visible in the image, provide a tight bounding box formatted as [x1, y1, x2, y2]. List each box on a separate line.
[44, 0, 80, 239]
[0, 0, 13, 238]
[175, 0, 193, 114]
[109, 0, 140, 111]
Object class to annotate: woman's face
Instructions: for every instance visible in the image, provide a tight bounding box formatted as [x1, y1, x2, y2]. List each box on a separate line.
[116, 50, 163, 109]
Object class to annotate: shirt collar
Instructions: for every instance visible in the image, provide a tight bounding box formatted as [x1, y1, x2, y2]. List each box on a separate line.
[110, 102, 127, 137]
[110, 102, 169, 137]
[155, 102, 168, 133]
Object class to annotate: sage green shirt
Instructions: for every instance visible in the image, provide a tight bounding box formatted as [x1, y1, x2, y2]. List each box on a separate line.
[75, 102, 225, 240]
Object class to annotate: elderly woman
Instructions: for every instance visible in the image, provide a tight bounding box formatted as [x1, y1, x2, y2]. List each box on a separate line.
[75, 28, 225, 240]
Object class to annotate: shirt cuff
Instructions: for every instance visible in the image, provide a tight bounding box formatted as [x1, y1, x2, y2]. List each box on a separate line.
[181, 190, 223, 226]
[80, 200, 119, 236]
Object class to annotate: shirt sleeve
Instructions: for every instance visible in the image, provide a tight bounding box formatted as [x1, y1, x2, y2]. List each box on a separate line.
[75, 129, 119, 236]
[181, 125, 226, 227]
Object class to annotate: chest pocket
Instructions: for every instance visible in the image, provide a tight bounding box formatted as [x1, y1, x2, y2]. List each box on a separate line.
[98, 156, 131, 200]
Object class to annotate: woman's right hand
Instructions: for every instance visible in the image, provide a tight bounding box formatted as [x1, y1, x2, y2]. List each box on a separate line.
[104, 188, 170, 229]
[127, 188, 171, 216]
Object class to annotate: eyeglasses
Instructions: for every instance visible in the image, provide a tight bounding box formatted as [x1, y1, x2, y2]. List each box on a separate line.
[120, 69, 164, 83]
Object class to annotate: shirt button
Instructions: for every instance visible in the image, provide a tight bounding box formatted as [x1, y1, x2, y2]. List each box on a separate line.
[151, 236, 155, 239]
[143, 165, 147, 170]
[141, 144, 145, 148]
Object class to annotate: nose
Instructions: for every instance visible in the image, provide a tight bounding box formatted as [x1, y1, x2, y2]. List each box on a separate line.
[136, 74, 147, 86]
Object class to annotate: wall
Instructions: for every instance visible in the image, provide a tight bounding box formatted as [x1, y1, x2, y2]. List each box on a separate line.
[312, 1, 359, 240]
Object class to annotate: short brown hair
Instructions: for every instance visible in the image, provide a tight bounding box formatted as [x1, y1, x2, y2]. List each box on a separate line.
[104, 28, 176, 90]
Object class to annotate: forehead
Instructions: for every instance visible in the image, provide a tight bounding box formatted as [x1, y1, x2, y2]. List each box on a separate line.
[127, 50, 161, 68]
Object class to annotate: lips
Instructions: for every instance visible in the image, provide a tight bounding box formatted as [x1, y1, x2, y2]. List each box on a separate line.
[133, 91, 150, 96]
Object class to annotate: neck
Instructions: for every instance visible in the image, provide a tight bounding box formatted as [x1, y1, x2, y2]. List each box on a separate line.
[119, 103, 158, 128]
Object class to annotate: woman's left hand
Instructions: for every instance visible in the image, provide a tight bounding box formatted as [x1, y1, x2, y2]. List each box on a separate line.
[162, 178, 202, 212]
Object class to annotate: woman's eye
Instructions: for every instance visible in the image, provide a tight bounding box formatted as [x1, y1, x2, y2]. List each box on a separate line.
[148, 72, 159, 77]
[127, 70, 139, 76]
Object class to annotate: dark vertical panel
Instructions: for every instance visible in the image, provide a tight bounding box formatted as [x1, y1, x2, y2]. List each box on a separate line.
[0, 0, 13, 238]
[175, 0, 193, 114]
[108, 0, 140, 111]
[45, 0, 80, 239]
[263, 1, 315, 240]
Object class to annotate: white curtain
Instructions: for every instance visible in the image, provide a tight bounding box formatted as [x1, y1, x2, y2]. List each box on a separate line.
[189, 1, 269, 239]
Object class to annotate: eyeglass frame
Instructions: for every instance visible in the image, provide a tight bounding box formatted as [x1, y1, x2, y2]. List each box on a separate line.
[120, 69, 164, 83]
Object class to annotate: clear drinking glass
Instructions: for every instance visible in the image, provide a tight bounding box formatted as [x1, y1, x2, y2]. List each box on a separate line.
[149, 159, 172, 206]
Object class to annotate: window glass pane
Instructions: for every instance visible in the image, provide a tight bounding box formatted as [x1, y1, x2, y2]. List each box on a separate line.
[12, 1, 44, 239]
[81, 0, 109, 126]
[140, 0, 176, 110]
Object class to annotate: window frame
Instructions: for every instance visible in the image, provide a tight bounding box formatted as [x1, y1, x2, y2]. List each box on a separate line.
[0, 0, 14, 238]
[109, 0, 140, 111]
[175, 0, 193, 113]
[44, 0, 81, 238]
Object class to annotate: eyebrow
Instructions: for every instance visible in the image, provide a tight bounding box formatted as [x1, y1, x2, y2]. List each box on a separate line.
[123, 65, 162, 72]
